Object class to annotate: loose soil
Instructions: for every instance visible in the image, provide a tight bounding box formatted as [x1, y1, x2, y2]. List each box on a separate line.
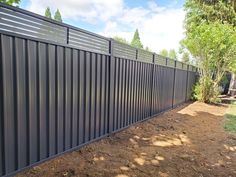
[16, 102, 236, 177]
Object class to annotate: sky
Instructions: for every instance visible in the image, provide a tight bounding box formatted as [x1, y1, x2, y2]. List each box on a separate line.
[20, 0, 186, 53]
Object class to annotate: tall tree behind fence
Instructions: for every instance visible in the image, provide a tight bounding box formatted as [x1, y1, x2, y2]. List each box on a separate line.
[0, 3, 197, 177]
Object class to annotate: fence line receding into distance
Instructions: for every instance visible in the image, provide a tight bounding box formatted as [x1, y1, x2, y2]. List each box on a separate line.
[0, 3, 197, 177]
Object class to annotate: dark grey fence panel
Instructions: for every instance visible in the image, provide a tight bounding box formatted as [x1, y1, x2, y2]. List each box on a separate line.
[0, 33, 113, 176]
[15, 38, 28, 169]
[173, 69, 188, 106]
[1, 34, 17, 174]
[151, 65, 175, 115]
[109, 58, 154, 133]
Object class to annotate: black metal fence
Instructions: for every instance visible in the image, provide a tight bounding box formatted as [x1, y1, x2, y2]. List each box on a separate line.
[0, 3, 197, 177]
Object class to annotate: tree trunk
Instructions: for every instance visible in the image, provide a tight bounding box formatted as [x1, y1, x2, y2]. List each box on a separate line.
[228, 73, 236, 96]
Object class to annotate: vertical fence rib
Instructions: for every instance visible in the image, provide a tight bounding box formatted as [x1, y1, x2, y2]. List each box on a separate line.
[172, 60, 177, 108]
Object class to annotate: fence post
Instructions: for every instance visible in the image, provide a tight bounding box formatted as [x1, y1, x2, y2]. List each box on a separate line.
[66, 27, 69, 44]
[136, 49, 138, 60]
[108, 38, 115, 134]
[150, 53, 155, 116]
[172, 60, 177, 108]
[185, 65, 189, 101]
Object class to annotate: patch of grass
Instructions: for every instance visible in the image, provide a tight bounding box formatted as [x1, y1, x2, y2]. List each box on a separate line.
[224, 101, 236, 133]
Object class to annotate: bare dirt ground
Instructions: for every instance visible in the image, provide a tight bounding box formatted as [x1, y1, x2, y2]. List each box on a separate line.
[16, 102, 236, 177]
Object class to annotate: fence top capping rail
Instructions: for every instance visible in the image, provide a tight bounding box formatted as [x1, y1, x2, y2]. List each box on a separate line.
[112, 43, 194, 69]
[0, 2, 198, 70]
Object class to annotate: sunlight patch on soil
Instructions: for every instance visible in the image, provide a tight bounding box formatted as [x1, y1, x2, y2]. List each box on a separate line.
[155, 155, 164, 161]
[93, 156, 105, 161]
[178, 102, 224, 117]
[151, 159, 160, 165]
[224, 144, 236, 152]
[115, 175, 129, 177]
[129, 138, 138, 144]
[134, 157, 145, 165]
[151, 134, 190, 147]
[140, 152, 147, 156]
[177, 106, 197, 116]
[159, 171, 169, 177]
[120, 166, 130, 171]
[133, 135, 140, 139]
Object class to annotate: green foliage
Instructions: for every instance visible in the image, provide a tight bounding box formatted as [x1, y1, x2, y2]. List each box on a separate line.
[159, 49, 178, 60]
[181, 52, 190, 63]
[192, 77, 221, 103]
[224, 102, 236, 133]
[183, 0, 236, 103]
[159, 49, 168, 57]
[54, 9, 62, 22]
[131, 29, 143, 49]
[185, 0, 236, 28]
[169, 49, 177, 59]
[113, 36, 129, 45]
[191, 83, 201, 101]
[184, 22, 236, 72]
[0, 0, 20, 5]
[186, 22, 236, 102]
[45, 7, 52, 19]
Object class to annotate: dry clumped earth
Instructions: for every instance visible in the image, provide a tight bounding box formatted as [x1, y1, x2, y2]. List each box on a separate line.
[16, 102, 236, 177]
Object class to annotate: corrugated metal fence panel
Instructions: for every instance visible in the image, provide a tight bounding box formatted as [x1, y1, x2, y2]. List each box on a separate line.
[151, 65, 175, 115]
[0, 72, 2, 177]
[0, 33, 111, 176]
[113, 41, 136, 60]
[110, 58, 153, 132]
[69, 29, 110, 55]
[173, 69, 188, 106]
[0, 6, 67, 43]
[137, 49, 153, 63]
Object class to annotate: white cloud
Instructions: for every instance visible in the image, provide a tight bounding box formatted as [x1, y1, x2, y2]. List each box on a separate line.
[26, 0, 185, 53]
[100, 2, 185, 53]
[26, 0, 123, 23]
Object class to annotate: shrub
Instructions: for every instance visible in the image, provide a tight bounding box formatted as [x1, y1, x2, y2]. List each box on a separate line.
[192, 77, 221, 103]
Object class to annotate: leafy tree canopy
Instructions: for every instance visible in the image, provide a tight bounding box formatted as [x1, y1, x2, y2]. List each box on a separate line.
[159, 49, 178, 60]
[185, 0, 236, 32]
[45, 7, 52, 19]
[184, 0, 236, 74]
[113, 36, 129, 45]
[159, 49, 168, 57]
[183, 0, 236, 102]
[169, 49, 177, 59]
[131, 29, 143, 49]
[54, 9, 62, 22]
[0, 0, 20, 5]
[181, 52, 190, 64]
